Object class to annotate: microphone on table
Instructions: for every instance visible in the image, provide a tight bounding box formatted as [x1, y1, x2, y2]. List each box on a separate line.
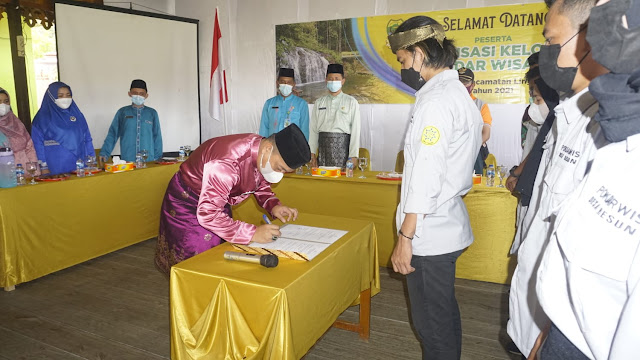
[223, 251, 279, 268]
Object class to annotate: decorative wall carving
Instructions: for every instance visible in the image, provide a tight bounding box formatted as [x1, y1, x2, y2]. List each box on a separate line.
[0, 0, 103, 28]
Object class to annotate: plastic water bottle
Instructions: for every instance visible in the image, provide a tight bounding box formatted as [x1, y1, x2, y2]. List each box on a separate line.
[40, 161, 48, 173]
[178, 146, 186, 161]
[0, 148, 17, 188]
[76, 158, 85, 177]
[15, 164, 26, 186]
[486, 164, 495, 187]
[345, 159, 354, 178]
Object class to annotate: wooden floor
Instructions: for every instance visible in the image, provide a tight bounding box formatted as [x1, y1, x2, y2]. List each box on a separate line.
[0, 239, 518, 360]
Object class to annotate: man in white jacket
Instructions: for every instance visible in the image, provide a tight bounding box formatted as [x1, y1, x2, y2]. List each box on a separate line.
[507, 0, 609, 356]
[535, 0, 640, 357]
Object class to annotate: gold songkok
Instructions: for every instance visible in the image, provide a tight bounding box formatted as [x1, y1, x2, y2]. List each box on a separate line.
[387, 23, 446, 53]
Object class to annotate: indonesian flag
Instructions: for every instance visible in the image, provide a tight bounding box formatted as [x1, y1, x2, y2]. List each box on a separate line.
[209, 8, 228, 121]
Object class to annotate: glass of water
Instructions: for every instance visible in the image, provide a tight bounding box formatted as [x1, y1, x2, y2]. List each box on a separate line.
[358, 157, 368, 179]
[26, 162, 38, 185]
[85, 155, 95, 176]
[141, 149, 149, 168]
[183, 145, 192, 158]
[497, 165, 508, 188]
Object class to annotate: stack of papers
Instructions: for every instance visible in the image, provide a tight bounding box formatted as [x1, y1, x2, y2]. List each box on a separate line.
[231, 224, 348, 261]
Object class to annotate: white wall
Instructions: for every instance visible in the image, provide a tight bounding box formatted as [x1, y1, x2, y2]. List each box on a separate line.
[175, 0, 542, 170]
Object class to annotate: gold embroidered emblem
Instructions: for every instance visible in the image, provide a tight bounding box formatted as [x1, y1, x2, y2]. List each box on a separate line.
[204, 233, 212, 241]
[181, 191, 189, 199]
[169, 209, 176, 217]
[421, 126, 440, 145]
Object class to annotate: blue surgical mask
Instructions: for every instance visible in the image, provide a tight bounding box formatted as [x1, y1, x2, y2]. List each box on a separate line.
[131, 95, 145, 106]
[279, 84, 293, 97]
[327, 81, 342, 93]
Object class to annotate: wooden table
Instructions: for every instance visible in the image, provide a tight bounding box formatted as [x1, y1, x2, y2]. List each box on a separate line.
[0, 163, 179, 290]
[170, 213, 379, 359]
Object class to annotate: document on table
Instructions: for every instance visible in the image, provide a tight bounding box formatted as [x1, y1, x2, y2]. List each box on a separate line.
[231, 224, 348, 261]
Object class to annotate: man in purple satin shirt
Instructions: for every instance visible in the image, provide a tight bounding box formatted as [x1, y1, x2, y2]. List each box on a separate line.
[155, 124, 311, 274]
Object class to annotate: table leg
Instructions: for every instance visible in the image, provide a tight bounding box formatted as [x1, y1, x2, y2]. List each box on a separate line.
[3, 285, 15, 292]
[332, 288, 371, 340]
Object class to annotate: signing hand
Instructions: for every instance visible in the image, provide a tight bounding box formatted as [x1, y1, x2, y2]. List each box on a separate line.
[252, 224, 281, 243]
[272, 205, 298, 223]
[391, 236, 415, 275]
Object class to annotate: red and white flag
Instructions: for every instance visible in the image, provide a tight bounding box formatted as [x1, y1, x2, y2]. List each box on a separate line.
[209, 8, 228, 121]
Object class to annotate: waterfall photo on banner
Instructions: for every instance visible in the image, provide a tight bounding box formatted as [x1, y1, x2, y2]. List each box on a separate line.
[275, 3, 547, 105]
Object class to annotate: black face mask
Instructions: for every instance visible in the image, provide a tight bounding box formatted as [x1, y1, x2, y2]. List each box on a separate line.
[539, 28, 590, 94]
[401, 53, 425, 91]
[587, 0, 640, 74]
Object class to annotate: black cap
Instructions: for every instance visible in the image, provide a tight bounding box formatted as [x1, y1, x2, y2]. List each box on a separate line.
[274, 124, 311, 169]
[458, 67, 474, 82]
[326, 63, 344, 76]
[130, 79, 147, 91]
[278, 68, 295, 79]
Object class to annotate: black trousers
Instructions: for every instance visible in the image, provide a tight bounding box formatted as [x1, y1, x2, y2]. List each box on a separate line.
[540, 323, 589, 360]
[406, 250, 464, 360]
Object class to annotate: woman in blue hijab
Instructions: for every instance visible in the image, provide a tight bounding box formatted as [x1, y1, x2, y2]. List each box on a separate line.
[31, 82, 95, 175]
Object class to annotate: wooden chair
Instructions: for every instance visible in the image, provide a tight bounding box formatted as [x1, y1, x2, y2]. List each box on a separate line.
[358, 148, 371, 171]
[395, 150, 404, 173]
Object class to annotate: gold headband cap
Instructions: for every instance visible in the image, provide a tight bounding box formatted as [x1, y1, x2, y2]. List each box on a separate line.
[388, 23, 446, 53]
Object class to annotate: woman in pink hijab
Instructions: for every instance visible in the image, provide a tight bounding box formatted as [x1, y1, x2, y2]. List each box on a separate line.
[0, 88, 38, 169]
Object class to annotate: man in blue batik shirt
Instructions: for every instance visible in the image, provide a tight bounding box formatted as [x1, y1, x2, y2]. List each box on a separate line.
[100, 79, 162, 162]
[259, 68, 309, 140]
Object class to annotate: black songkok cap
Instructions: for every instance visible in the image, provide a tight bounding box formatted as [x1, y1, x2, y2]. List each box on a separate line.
[326, 63, 344, 76]
[278, 68, 295, 79]
[275, 124, 311, 169]
[457, 67, 474, 82]
[130, 79, 147, 91]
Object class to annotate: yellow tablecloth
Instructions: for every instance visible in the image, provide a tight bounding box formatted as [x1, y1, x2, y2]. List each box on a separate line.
[233, 171, 517, 284]
[0, 163, 180, 288]
[170, 213, 380, 360]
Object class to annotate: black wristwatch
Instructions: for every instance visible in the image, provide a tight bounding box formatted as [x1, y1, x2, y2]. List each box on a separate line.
[509, 166, 519, 178]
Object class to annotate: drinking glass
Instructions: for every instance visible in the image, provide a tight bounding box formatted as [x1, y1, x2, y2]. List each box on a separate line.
[358, 157, 368, 179]
[26, 162, 38, 185]
[304, 162, 312, 176]
[85, 155, 95, 176]
[497, 165, 508, 188]
[141, 149, 149, 168]
[183, 145, 192, 157]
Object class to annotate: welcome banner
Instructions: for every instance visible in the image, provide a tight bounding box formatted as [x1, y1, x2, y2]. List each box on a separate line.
[276, 3, 547, 104]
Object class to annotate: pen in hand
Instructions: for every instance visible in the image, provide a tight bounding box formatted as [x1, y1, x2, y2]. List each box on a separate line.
[263, 214, 279, 241]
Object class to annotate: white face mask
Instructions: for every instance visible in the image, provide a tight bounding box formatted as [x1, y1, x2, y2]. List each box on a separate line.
[327, 81, 342, 93]
[0, 104, 9, 117]
[55, 98, 73, 110]
[131, 95, 145, 106]
[259, 148, 284, 183]
[279, 84, 293, 97]
[528, 101, 549, 125]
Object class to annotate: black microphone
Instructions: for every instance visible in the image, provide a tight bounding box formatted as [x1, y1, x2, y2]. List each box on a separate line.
[223, 251, 279, 268]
